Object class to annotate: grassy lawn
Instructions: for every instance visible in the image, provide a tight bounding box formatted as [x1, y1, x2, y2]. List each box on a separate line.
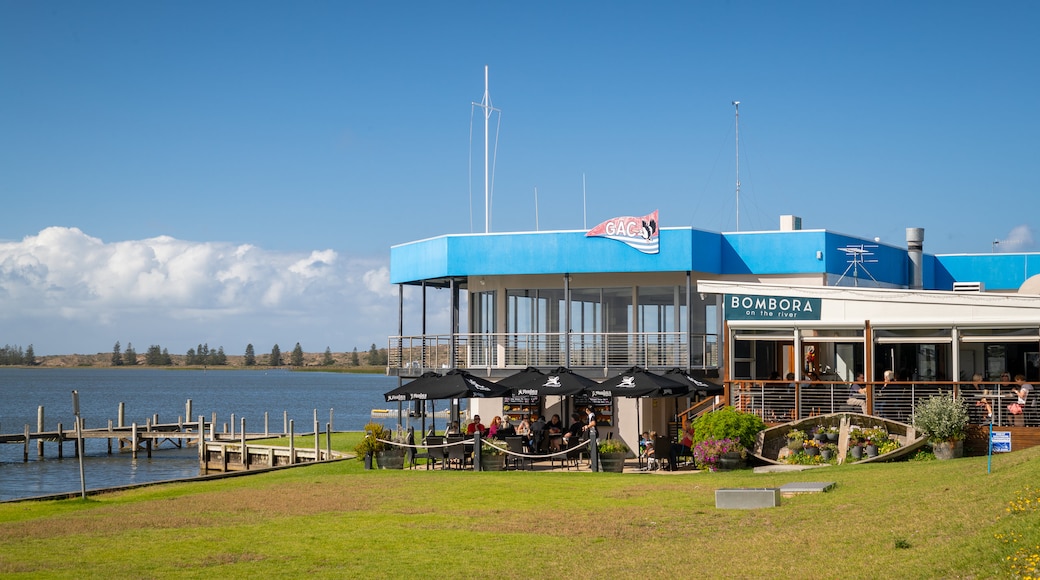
[1, 436, 1039, 578]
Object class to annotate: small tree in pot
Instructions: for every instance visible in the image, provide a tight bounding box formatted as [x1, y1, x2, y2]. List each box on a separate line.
[911, 395, 970, 460]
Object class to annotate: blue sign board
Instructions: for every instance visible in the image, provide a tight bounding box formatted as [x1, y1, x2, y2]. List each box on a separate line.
[725, 294, 822, 321]
[991, 431, 1011, 453]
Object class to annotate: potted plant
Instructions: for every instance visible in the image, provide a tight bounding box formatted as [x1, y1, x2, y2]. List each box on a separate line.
[692, 438, 747, 471]
[480, 439, 507, 471]
[812, 425, 828, 442]
[911, 394, 969, 460]
[597, 439, 630, 473]
[354, 421, 389, 469]
[821, 442, 838, 461]
[825, 425, 840, 442]
[691, 406, 766, 451]
[786, 428, 807, 451]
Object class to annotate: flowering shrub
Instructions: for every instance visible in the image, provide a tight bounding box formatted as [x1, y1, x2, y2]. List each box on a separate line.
[692, 438, 746, 471]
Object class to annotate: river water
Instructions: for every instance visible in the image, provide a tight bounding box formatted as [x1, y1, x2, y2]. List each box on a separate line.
[0, 368, 411, 501]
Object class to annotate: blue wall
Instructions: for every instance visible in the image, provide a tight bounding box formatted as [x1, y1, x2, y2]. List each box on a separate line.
[390, 226, 1040, 291]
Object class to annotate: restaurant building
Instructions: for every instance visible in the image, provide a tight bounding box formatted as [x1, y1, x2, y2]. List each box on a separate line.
[388, 215, 1040, 451]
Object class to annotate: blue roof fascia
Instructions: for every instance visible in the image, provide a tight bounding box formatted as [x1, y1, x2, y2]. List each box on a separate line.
[721, 230, 910, 285]
[933, 253, 1040, 291]
[390, 228, 719, 284]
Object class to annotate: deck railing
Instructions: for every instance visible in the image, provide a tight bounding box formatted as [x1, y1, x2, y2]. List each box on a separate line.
[388, 332, 719, 373]
[727, 380, 1030, 427]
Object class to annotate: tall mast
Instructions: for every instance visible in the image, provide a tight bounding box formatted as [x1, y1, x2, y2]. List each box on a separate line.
[732, 100, 741, 231]
[471, 66, 498, 233]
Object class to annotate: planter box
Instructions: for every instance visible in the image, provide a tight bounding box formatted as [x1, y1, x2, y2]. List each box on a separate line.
[716, 488, 782, 509]
[377, 451, 406, 469]
[599, 452, 627, 473]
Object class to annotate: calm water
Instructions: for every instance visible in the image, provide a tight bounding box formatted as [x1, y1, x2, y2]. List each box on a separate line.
[0, 368, 405, 501]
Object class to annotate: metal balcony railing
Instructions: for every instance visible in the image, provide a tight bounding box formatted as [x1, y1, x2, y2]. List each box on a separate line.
[728, 381, 1027, 427]
[388, 332, 719, 373]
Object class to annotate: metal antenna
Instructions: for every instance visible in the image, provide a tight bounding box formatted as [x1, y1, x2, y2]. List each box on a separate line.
[835, 245, 880, 287]
[733, 101, 741, 231]
[472, 66, 500, 233]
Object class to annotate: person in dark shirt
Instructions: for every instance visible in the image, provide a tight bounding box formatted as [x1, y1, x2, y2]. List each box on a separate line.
[544, 414, 565, 451]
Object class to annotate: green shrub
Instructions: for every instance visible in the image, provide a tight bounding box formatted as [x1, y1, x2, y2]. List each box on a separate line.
[692, 406, 766, 451]
[598, 439, 630, 454]
[353, 421, 390, 459]
[911, 395, 969, 443]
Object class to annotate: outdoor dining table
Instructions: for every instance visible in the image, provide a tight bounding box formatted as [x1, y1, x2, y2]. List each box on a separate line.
[968, 392, 1015, 426]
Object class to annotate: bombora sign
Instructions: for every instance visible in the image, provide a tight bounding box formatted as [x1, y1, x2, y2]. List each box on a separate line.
[725, 294, 821, 321]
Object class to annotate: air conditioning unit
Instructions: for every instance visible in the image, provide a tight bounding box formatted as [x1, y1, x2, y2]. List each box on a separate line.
[953, 282, 984, 292]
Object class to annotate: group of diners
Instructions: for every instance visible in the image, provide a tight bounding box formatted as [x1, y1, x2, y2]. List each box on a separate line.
[440, 408, 598, 455]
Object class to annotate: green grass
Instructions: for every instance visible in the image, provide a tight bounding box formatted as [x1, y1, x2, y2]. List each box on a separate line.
[2, 440, 1039, 578]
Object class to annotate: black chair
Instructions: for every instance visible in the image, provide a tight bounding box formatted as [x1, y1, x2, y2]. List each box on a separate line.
[421, 435, 445, 470]
[504, 436, 529, 470]
[564, 438, 585, 470]
[654, 435, 673, 471]
[446, 436, 469, 470]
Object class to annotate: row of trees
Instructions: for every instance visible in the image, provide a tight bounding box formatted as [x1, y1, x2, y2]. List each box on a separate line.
[0, 344, 36, 366]
[0, 341, 387, 367]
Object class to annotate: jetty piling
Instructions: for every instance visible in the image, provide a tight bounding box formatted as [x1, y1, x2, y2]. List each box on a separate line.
[283, 410, 288, 435]
[264, 412, 269, 438]
[37, 406, 44, 457]
[288, 420, 295, 465]
[118, 402, 125, 428]
[57, 422, 63, 459]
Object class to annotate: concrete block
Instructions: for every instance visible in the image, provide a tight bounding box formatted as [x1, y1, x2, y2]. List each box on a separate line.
[715, 487, 781, 509]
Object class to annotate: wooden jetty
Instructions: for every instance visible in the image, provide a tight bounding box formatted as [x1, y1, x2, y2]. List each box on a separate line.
[1, 402, 346, 473]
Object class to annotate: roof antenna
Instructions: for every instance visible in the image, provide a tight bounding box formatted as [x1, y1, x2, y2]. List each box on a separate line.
[472, 66, 500, 233]
[732, 100, 741, 231]
[582, 173, 587, 229]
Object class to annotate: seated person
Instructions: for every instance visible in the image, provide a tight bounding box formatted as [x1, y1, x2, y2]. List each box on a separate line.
[497, 418, 516, 439]
[640, 431, 657, 469]
[544, 414, 565, 451]
[466, 415, 487, 436]
[847, 372, 867, 413]
[486, 416, 503, 438]
[444, 421, 461, 436]
[677, 424, 695, 460]
[529, 414, 546, 451]
[562, 412, 585, 446]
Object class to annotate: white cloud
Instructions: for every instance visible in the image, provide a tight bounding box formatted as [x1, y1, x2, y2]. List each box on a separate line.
[0, 227, 397, 355]
[998, 225, 1035, 253]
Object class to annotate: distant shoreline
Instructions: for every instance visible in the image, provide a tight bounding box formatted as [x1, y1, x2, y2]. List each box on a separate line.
[5, 355, 386, 373]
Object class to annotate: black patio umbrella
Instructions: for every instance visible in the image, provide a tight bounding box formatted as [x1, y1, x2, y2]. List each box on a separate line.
[498, 366, 597, 396]
[661, 368, 725, 398]
[592, 366, 689, 398]
[383, 369, 511, 402]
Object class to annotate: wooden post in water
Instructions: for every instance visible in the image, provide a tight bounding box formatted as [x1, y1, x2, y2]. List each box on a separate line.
[313, 409, 319, 460]
[23, 425, 30, 462]
[107, 420, 113, 454]
[326, 422, 331, 460]
[153, 413, 159, 425]
[37, 406, 45, 457]
[329, 408, 334, 433]
[146, 418, 152, 458]
[57, 422, 63, 458]
[118, 402, 125, 428]
[185, 399, 192, 426]
[230, 413, 236, 438]
[198, 415, 206, 472]
[264, 412, 269, 438]
[131, 422, 138, 459]
[288, 419, 295, 465]
[283, 410, 288, 435]
[241, 417, 248, 470]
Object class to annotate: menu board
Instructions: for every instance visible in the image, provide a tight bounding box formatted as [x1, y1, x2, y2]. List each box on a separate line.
[502, 395, 540, 423]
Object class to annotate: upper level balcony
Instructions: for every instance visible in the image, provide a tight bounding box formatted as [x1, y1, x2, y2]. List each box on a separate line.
[387, 331, 719, 378]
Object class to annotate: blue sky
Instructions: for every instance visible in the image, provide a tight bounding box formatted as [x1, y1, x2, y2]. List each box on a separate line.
[1, 2, 1038, 355]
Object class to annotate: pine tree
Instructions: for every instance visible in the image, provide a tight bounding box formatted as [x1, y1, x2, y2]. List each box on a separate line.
[322, 347, 335, 366]
[244, 344, 256, 366]
[213, 346, 227, 365]
[368, 343, 379, 366]
[23, 344, 35, 366]
[290, 342, 304, 367]
[124, 343, 137, 366]
[145, 345, 163, 365]
[185, 348, 197, 365]
[269, 344, 282, 366]
[351, 347, 360, 366]
[111, 341, 124, 366]
[161, 348, 172, 366]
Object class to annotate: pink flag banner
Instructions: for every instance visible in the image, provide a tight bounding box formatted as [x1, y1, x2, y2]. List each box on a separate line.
[585, 210, 659, 254]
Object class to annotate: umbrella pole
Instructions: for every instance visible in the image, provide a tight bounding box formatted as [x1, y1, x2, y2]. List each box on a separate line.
[637, 399, 643, 470]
